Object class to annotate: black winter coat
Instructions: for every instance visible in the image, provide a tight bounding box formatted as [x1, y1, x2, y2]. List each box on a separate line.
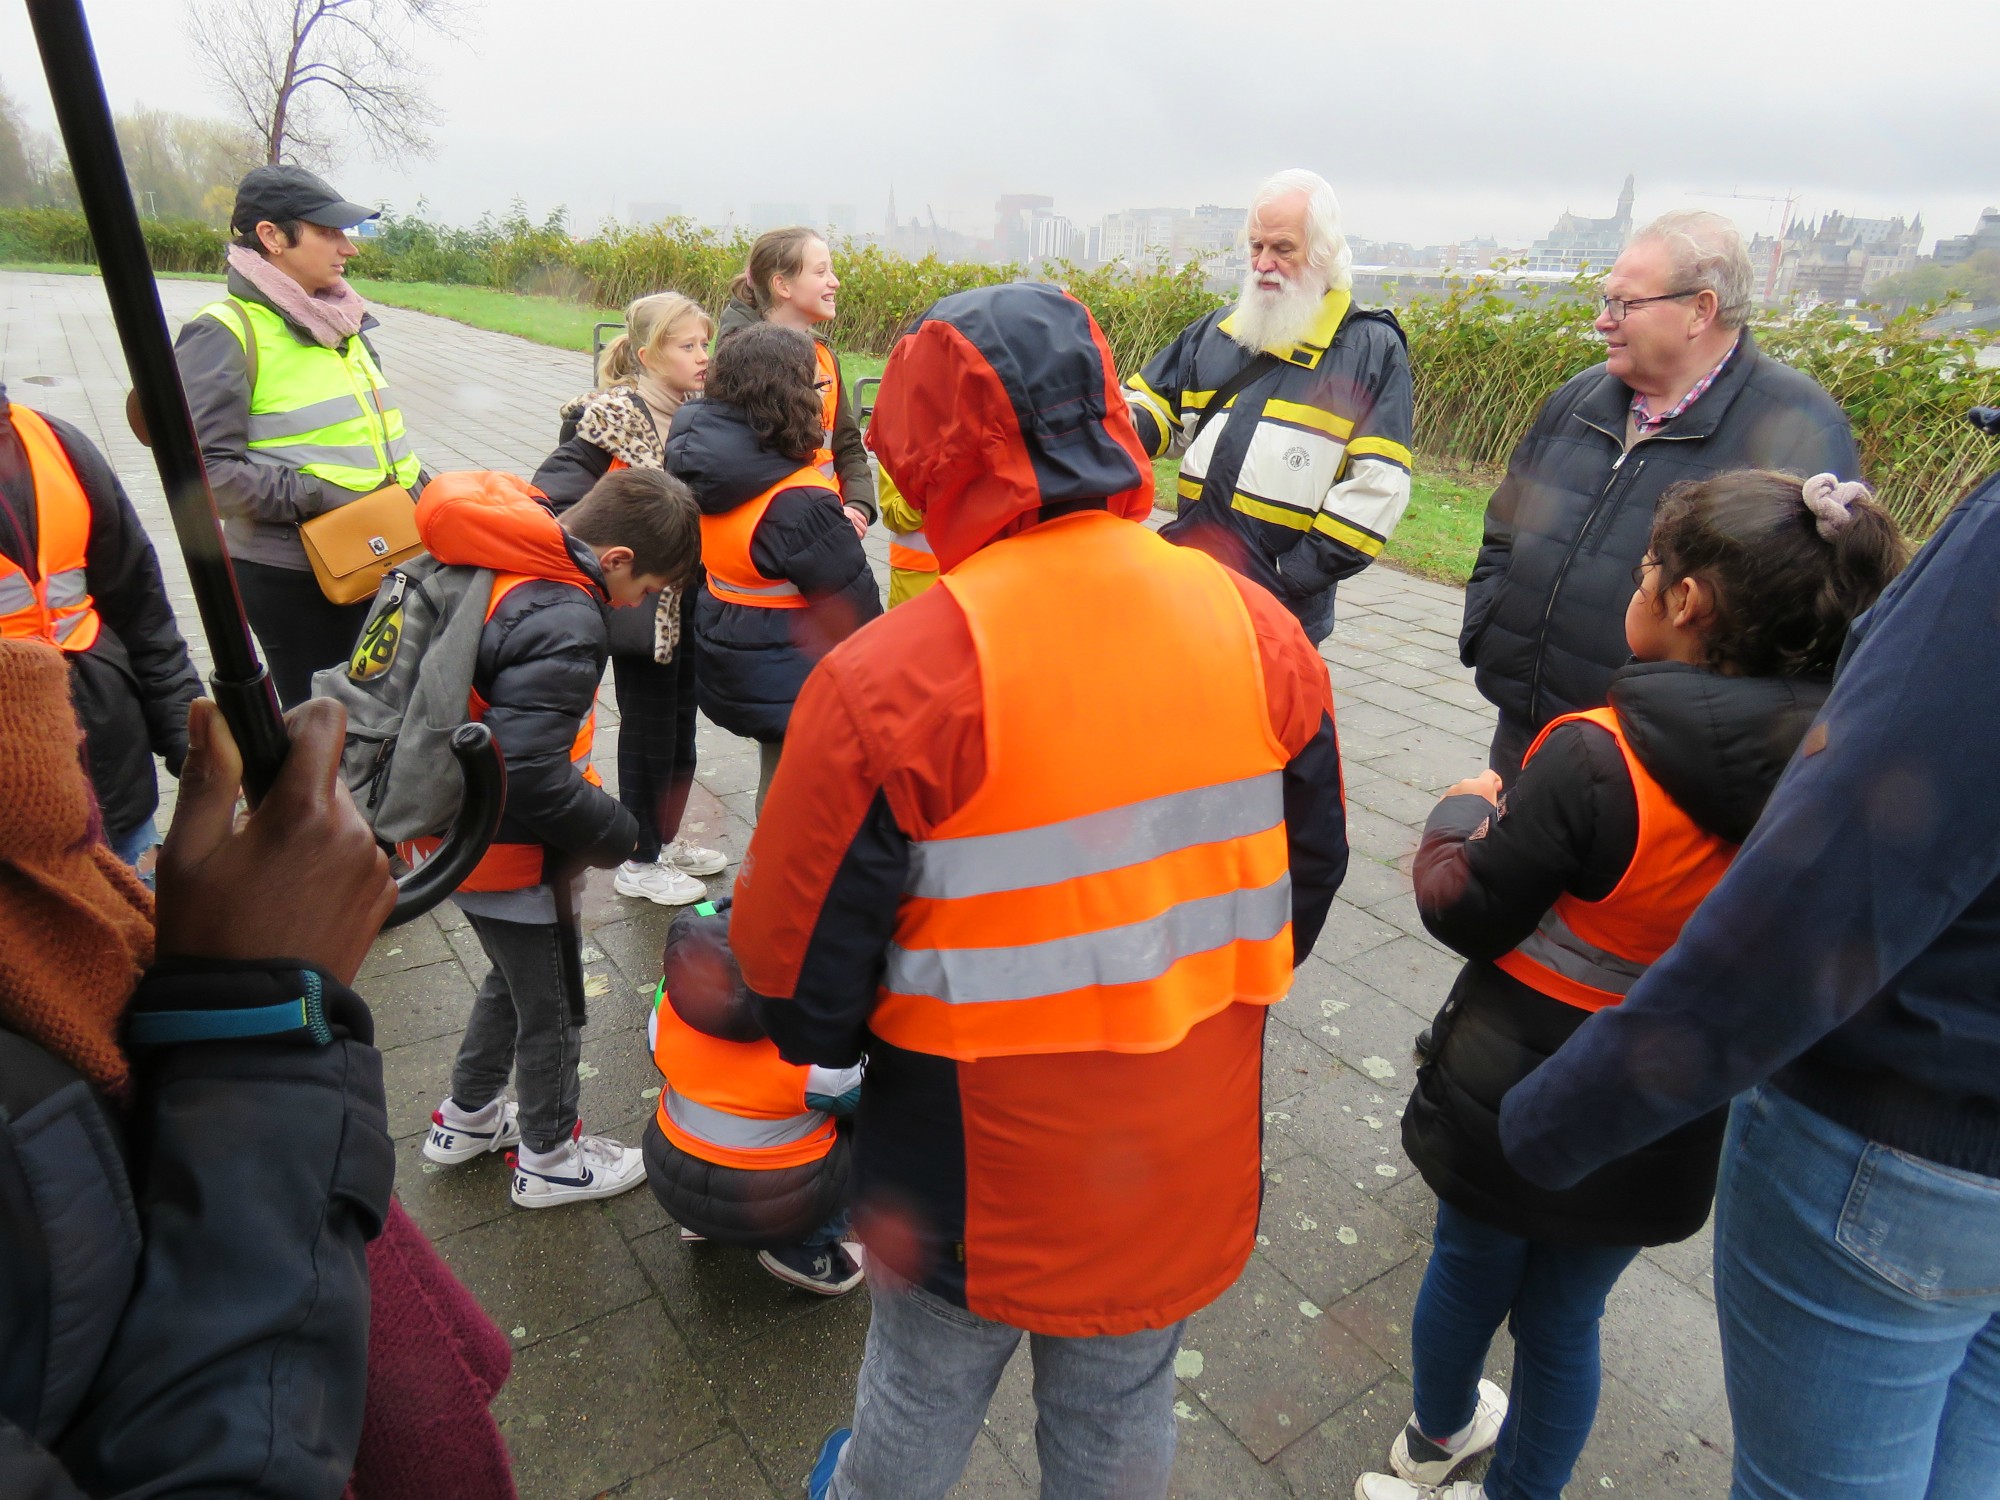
[715, 300, 876, 521]
[665, 401, 883, 742]
[476, 535, 639, 866]
[1404, 661, 1828, 1245]
[0, 402, 202, 838]
[1462, 334, 1857, 733]
[0, 968, 391, 1497]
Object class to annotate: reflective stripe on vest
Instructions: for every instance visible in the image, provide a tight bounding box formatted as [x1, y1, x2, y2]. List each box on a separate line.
[701, 465, 838, 609]
[1492, 707, 1737, 1012]
[0, 406, 102, 654]
[651, 995, 837, 1170]
[398, 571, 600, 892]
[871, 511, 1296, 1061]
[888, 525, 937, 574]
[199, 297, 421, 495]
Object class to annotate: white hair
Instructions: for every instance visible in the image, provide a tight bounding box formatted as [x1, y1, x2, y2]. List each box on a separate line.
[1244, 169, 1353, 293]
[1633, 210, 1755, 328]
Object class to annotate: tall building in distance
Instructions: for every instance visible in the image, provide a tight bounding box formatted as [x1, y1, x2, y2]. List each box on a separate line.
[1934, 208, 2000, 267]
[1779, 211, 1925, 304]
[994, 194, 1056, 262]
[1524, 175, 1635, 274]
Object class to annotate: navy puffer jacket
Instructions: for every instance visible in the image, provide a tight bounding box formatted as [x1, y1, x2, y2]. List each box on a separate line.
[665, 400, 882, 742]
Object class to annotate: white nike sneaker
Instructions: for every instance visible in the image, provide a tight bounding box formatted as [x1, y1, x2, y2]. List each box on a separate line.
[663, 837, 728, 877]
[509, 1129, 646, 1208]
[1354, 1477, 1484, 1500]
[614, 859, 707, 906]
[1389, 1378, 1508, 1483]
[422, 1098, 521, 1165]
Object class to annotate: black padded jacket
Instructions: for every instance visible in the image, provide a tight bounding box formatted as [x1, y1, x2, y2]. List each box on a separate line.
[1403, 661, 1828, 1245]
[1461, 333, 1857, 735]
[665, 400, 883, 743]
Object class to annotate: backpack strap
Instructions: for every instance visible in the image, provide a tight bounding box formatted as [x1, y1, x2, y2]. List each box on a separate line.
[1190, 350, 1280, 445]
[211, 297, 258, 390]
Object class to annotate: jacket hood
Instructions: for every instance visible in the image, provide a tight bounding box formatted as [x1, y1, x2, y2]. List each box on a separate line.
[1607, 659, 1829, 843]
[664, 400, 816, 516]
[866, 283, 1152, 570]
[415, 471, 604, 597]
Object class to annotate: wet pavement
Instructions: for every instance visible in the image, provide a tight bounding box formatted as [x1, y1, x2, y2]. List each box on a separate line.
[2, 269, 1733, 1498]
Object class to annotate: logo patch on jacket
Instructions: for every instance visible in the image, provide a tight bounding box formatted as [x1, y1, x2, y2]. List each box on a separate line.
[1283, 445, 1310, 471]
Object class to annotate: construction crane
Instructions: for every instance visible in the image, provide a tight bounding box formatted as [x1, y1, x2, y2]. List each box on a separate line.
[1695, 190, 1801, 301]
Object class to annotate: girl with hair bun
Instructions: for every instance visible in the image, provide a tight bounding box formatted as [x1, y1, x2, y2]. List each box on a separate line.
[533, 291, 726, 907]
[1355, 469, 1905, 1500]
[716, 226, 876, 538]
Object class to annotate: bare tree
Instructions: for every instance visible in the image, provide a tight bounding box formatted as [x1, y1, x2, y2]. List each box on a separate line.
[186, 0, 462, 166]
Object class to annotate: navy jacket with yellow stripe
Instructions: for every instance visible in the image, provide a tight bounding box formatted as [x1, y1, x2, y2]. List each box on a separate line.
[1125, 290, 1412, 643]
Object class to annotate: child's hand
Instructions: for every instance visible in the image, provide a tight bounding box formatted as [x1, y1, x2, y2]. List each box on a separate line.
[843, 504, 869, 539]
[1441, 770, 1504, 804]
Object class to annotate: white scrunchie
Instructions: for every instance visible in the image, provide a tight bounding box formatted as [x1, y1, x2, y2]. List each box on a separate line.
[1801, 472, 1872, 542]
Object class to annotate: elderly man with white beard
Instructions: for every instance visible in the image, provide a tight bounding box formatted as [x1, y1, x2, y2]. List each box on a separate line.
[1125, 168, 1414, 644]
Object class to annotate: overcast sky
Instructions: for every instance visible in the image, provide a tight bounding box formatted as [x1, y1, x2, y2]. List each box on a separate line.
[4, 0, 1993, 251]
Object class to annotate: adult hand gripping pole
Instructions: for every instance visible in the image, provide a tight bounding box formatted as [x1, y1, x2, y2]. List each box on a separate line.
[26, 0, 502, 926]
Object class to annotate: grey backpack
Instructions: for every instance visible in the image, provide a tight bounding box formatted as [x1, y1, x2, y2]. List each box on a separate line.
[312, 554, 495, 842]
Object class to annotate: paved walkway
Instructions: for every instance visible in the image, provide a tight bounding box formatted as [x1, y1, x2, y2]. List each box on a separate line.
[1, 270, 1732, 1499]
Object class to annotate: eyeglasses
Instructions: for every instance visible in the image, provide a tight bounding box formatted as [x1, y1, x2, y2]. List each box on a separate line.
[812, 377, 834, 391]
[1599, 289, 1701, 323]
[1630, 557, 1659, 592]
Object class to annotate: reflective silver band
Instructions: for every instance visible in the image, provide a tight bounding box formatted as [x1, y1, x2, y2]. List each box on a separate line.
[712, 574, 803, 598]
[246, 393, 376, 441]
[1509, 907, 1649, 996]
[0, 573, 39, 613]
[44, 568, 88, 608]
[663, 1087, 829, 1150]
[894, 529, 934, 556]
[246, 441, 386, 470]
[906, 772, 1283, 900]
[51, 608, 92, 642]
[884, 872, 1291, 1006]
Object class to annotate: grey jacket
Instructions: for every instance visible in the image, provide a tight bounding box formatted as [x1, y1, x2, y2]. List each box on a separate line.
[715, 298, 877, 521]
[173, 269, 407, 570]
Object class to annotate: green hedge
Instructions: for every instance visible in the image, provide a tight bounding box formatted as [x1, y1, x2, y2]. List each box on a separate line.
[6, 204, 1993, 536]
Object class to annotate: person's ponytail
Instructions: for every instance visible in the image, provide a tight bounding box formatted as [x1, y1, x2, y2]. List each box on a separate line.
[1816, 492, 1908, 662]
[596, 332, 638, 389]
[728, 269, 760, 311]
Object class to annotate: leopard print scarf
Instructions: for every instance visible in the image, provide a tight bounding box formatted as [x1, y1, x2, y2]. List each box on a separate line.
[558, 387, 682, 663]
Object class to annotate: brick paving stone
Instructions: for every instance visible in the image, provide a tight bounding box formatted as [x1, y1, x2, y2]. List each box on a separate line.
[0, 269, 1734, 1497]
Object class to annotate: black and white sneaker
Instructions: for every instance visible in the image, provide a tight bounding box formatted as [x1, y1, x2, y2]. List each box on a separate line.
[1389, 1378, 1507, 1483]
[757, 1241, 865, 1296]
[423, 1098, 521, 1165]
[509, 1129, 645, 1208]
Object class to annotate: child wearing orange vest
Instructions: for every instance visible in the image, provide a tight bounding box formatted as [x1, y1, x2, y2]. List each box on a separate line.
[415, 467, 704, 1210]
[665, 325, 882, 812]
[1357, 470, 1905, 1500]
[643, 901, 864, 1294]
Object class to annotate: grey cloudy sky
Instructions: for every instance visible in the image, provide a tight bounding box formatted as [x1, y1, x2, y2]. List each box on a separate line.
[4, 0, 1993, 250]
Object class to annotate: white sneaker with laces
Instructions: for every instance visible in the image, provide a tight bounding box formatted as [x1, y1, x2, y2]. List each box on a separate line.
[422, 1098, 520, 1165]
[663, 837, 727, 876]
[1353, 1476, 1485, 1500]
[614, 859, 707, 906]
[1389, 1378, 1508, 1483]
[510, 1131, 646, 1208]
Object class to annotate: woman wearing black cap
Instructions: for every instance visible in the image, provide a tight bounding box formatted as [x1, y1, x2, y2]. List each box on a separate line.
[173, 165, 426, 706]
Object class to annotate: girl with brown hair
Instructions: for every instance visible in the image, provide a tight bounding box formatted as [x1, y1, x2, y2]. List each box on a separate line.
[717, 227, 876, 538]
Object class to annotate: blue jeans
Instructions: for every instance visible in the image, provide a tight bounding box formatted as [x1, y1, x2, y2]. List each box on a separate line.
[828, 1261, 1183, 1500]
[1716, 1084, 2000, 1500]
[108, 814, 160, 888]
[1412, 1200, 1640, 1500]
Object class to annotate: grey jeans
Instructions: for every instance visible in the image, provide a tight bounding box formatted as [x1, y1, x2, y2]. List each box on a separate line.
[829, 1262, 1184, 1500]
[450, 911, 581, 1153]
[756, 738, 782, 815]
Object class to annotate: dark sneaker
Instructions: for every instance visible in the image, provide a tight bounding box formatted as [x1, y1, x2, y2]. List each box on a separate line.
[759, 1241, 865, 1296]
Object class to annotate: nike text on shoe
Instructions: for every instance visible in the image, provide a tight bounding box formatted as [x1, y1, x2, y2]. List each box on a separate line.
[759, 1241, 866, 1296]
[509, 1130, 646, 1208]
[1388, 1378, 1507, 1484]
[422, 1098, 521, 1165]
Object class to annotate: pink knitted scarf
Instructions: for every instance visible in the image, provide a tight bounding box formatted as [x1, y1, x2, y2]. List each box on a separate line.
[226, 243, 368, 348]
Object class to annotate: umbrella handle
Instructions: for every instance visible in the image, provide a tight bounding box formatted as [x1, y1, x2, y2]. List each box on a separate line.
[386, 723, 507, 929]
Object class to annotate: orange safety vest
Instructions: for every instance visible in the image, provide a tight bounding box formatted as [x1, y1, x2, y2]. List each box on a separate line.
[0, 406, 102, 653]
[812, 341, 840, 485]
[871, 511, 1295, 1061]
[1494, 707, 1737, 1011]
[701, 466, 838, 609]
[887, 525, 938, 576]
[401, 572, 601, 892]
[651, 988, 838, 1170]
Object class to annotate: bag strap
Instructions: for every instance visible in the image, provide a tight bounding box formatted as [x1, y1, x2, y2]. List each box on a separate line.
[215, 298, 258, 391]
[1189, 350, 1280, 446]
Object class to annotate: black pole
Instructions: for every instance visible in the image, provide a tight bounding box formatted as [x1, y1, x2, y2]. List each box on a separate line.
[25, 0, 289, 801]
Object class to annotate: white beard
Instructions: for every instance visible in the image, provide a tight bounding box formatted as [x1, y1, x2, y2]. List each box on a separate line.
[1227, 268, 1330, 353]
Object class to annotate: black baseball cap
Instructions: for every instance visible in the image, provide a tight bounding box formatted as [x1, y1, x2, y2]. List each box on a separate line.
[231, 165, 379, 235]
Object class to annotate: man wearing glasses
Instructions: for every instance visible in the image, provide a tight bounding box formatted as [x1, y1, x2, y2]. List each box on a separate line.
[1460, 209, 1858, 781]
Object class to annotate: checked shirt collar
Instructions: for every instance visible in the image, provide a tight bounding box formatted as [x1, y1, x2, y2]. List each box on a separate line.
[1631, 336, 1741, 436]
